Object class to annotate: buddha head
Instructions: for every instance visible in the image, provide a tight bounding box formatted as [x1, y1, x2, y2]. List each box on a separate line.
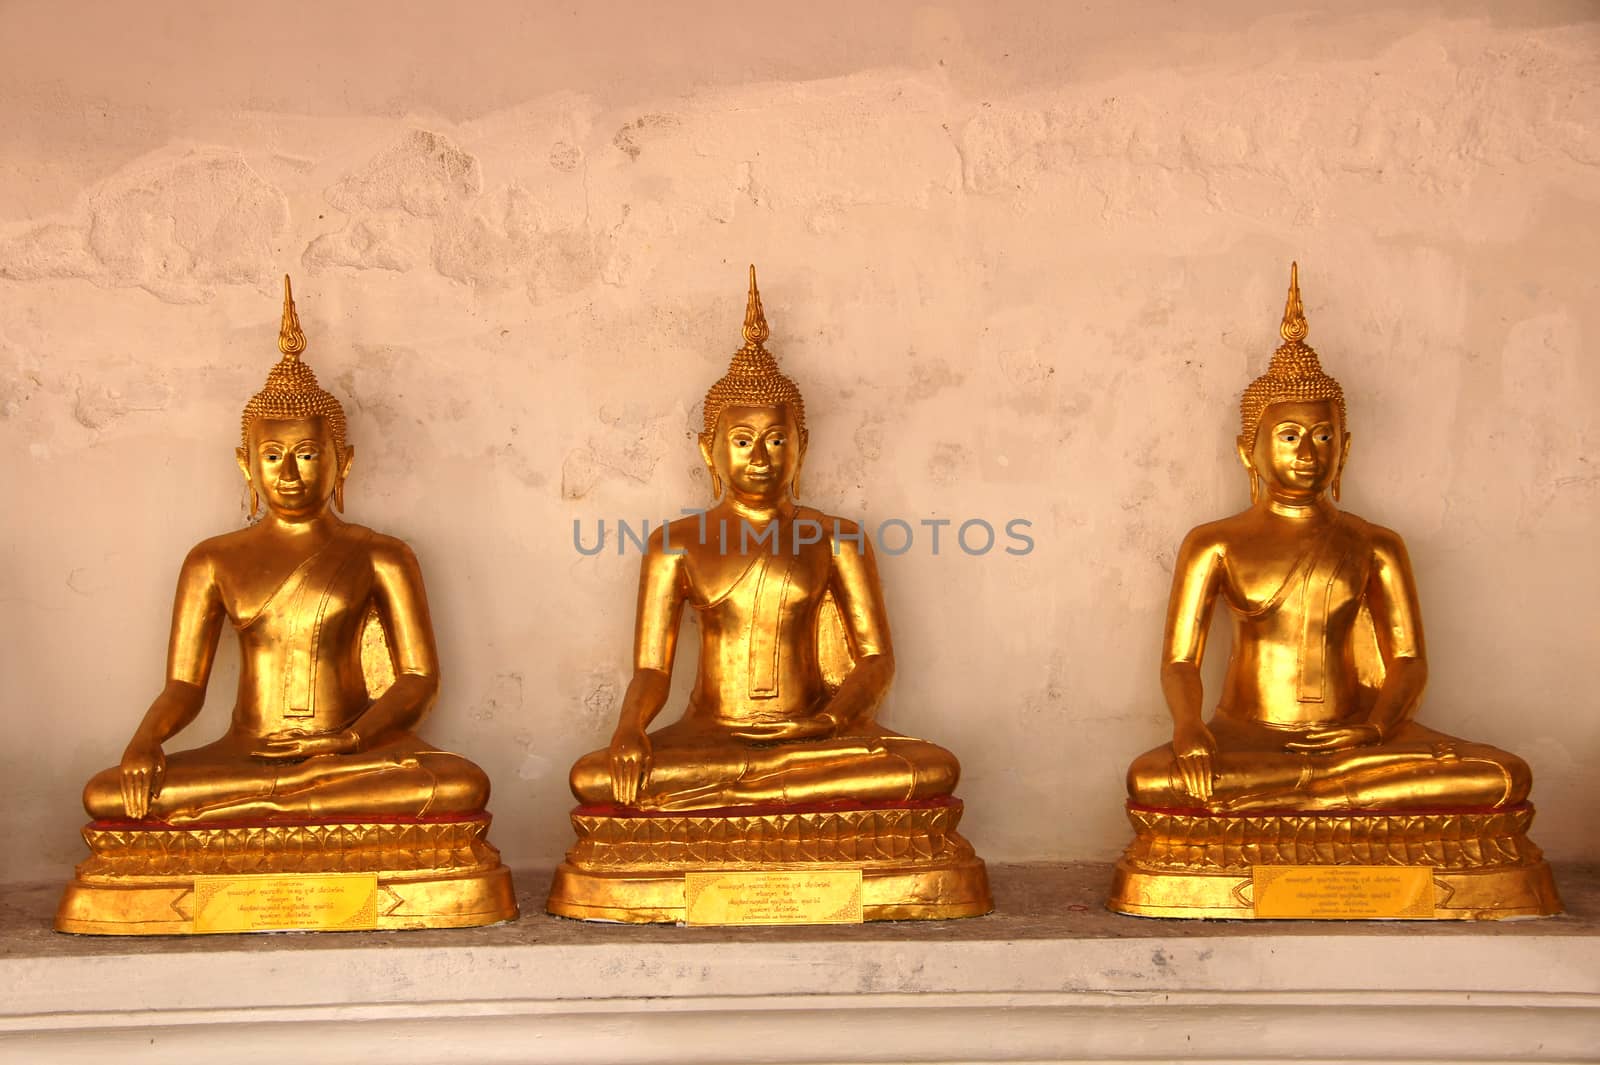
[1236, 263, 1351, 503]
[236, 276, 355, 520]
[698, 266, 808, 503]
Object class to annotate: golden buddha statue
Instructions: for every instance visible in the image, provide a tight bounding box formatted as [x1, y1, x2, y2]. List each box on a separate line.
[56, 278, 517, 934]
[1109, 265, 1560, 919]
[547, 267, 991, 922]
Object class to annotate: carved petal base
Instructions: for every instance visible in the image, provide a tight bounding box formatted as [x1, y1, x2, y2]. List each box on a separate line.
[546, 798, 993, 922]
[55, 815, 518, 934]
[1108, 803, 1563, 920]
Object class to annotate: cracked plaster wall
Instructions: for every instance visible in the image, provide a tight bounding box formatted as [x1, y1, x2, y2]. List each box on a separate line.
[0, 0, 1596, 883]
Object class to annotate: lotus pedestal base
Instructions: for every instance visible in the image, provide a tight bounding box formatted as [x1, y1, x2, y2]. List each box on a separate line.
[548, 798, 992, 923]
[1108, 802, 1561, 920]
[55, 814, 518, 935]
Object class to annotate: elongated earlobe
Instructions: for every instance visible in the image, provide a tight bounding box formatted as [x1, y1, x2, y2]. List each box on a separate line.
[235, 446, 258, 519]
[334, 444, 354, 513]
[1333, 434, 1352, 503]
[1235, 435, 1259, 505]
[790, 436, 807, 501]
[698, 435, 723, 501]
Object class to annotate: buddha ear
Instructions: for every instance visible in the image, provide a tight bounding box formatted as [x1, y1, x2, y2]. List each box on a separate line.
[1333, 432, 1352, 502]
[1235, 435, 1261, 504]
[334, 445, 355, 513]
[698, 434, 723, 501]
[791, 430, 809, 501]
[235, 447, 259, 519]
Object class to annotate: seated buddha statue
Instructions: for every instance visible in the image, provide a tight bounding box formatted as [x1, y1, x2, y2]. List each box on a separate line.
[548, 268, 990, 922]
[56, 278, 515, 934]
[1109, 265, 1559, 919]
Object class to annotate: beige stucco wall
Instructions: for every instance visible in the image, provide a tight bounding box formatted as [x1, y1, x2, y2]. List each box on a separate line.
[1, 0, 1595, 883]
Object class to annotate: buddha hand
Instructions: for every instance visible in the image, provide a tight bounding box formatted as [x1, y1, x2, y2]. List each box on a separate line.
[253, 728, 360, 761]
[608, 727, 653, 806]
[1172, 721, 1218, 803]
[737, 712, 841, 743]
[1285, 723, 1383, 753]
[118, 736, 166, 819]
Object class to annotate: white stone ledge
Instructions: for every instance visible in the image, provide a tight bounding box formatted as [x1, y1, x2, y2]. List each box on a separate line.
[2, 863, 1596, 1064]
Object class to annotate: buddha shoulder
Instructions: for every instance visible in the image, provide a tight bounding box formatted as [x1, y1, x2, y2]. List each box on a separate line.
[1173, 512, 1249, 562]
[353, 526, 426, 580]
[176, 527, 259, 576]
[820, 512, 867, 556]
[1340, 512, 1411, 569]
[1291, 508, 1408, 562]
[185, 523, 412, 566]
[652, 515, 703, 558]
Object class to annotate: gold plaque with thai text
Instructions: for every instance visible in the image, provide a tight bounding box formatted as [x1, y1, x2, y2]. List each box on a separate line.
[1252, 865, 1436, 919]
[684, 869, 864, 926]
[193, 873, 380, 933]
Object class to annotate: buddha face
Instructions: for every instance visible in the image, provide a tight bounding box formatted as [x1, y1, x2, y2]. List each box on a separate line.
[1241, 399, 1351, 502]
[699, 404, 804, 504]
[236, 416, 353, 520]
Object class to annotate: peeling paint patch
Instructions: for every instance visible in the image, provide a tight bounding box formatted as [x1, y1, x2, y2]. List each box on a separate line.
[0, 151, 288, 302]
[303, 214, 424, 273]
[327, 130, 483, 219]
[928, 441, 971, 487]
[474, 671, 525, 723]
[548, 141, 582, 172]
[612, 113, 681, 161]
[72, 378, 172, 431]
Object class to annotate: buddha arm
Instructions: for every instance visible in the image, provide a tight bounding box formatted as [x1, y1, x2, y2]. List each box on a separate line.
[150, 547, 226, 736]
[609, 535, 686, 804]
[1362, 527, 1428, 738]
[822, 521, 894, 730]
[351, 540, 440, 745]
[1160, 529, 1224, 801]
[120, 547, 226, 816]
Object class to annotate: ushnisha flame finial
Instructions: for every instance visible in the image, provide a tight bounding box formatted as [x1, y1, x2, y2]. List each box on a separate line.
[1238, 262, 1346, 448]
[741, 264, 771, 352]
[279, 275, 307, 359]
[701, 264, 807, 440]
[241, 275, 347, 452]
[1280, 261, 1309, 344]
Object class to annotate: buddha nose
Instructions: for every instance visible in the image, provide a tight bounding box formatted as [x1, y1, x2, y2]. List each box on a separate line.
[281, 451, 302, 481]
[750, 438, 771, 467]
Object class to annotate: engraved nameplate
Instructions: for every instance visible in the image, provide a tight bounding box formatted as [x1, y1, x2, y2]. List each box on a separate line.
[1252, 865, 1436, 919]
[193, 873, 380, 933]
[684, 869, 864, 926]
